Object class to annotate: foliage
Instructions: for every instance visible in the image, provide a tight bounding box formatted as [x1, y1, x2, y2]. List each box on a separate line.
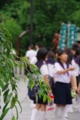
[0, 24, 22, 120]
[3, 19, 22, 48]
[0, 0, 80, 54]
[0, 24, 50, 120]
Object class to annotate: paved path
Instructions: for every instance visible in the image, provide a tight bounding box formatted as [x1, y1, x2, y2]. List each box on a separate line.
[0, 79, 80, 120]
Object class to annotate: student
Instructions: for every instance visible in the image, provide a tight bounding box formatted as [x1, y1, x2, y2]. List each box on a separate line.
[31, 43, 43, 64]
[30, 48, 51, 120]
[26, 44, 36, 62]
[53, 49, 74, 120]
[35, 43, 43, 53]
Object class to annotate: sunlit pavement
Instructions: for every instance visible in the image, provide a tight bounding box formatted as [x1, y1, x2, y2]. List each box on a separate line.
[0, 79, 80, 120]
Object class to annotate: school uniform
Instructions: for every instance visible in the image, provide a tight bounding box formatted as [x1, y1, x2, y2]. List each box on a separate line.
[33, 61, 49, 105]
[54, 62, 73, 105]
[26, 50, 36, 62]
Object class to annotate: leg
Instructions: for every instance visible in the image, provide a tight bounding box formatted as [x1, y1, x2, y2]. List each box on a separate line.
[70, 75, 77, 92]
[40, 105, 46, 120]
[30, 104, 41, 120]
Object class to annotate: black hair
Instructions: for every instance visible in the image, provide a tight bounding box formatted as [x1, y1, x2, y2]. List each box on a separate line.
[37, 48, 48, 61]
[55, 48, 62, 54]
[65, 48, 71, 55]
[76, 47, 80, 57]
[57, 49, 67, 57]
[28, 44, 34, 49]
[47, 51, 54, 59]
[35, 43, 43, 48]
[72, 43, 79, 48]
[68, 52, 74, 64]
[72, 47, 78, 52]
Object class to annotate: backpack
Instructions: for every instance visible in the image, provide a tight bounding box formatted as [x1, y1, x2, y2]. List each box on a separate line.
[28, 61, 44, 100]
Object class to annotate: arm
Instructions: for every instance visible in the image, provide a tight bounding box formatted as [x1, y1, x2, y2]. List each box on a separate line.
[43, 75, 52, 94]
[54, 63, 74, 75]
[43, 75, 50, 87]
[57, 68, 70, 75]
[77, 82, 80, 95]
[26, 51, 30, 60]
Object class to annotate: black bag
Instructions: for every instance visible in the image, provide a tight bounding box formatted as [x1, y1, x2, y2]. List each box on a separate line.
[28, 85, 39, 100]
[28, 61, 43, 100]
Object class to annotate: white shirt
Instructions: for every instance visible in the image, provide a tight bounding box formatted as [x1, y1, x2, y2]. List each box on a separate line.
[26, 50, 36, 62]
[31, 56, 37, 64]
[40, 64, 49, 76]
[71, 59, 80, 77]
[47, 64, 55, 77]
[54, 62, 74, 83]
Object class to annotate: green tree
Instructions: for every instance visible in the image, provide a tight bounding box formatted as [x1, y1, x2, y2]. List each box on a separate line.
[0, 0, 80, 53]
[3, 19, 22, 48]
[0, 24, 50, 120]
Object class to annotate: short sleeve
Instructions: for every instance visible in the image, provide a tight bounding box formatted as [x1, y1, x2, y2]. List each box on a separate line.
[40, 64, 49, 76]
[26, 51, 29, 57]
[54, 63, 62, 73]
[31, 57, 37, 64]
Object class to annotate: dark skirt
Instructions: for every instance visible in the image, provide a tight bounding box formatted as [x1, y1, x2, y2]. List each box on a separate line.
[54, 82, 72, 105]
[34, 95, 48, 105]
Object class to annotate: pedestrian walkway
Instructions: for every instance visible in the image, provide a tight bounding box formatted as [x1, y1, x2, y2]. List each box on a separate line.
[0, 79, 80, 120]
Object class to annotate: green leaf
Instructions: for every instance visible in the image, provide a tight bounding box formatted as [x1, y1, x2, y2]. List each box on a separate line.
[17, 100, 22, 113]
[43, 95, 47, 102]
[2, 83, 9, 92]
[0, 80, 4, 89]
[0, 108, 10, 120]
[12, 116, 17, 120]
[6, 93, 12, 103]
[2, 102, 9, 113]
[11, 94, 18, 108]
[3, 89, 9, 103]
[15, 105, 18, 119]
[8, 59, 15, 68]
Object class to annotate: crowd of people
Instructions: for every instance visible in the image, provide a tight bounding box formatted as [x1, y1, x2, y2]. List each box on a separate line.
[26, 43, 80, 120]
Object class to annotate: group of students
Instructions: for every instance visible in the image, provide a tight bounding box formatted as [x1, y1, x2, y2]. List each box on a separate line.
[26, 43, 80, 120]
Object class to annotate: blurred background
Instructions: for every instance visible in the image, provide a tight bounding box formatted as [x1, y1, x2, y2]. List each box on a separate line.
[0, 0, 80, 55]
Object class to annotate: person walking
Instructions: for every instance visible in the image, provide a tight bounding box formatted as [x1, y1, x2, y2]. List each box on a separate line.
[26, 44, 36, 62]
[30, 48, 51, 120]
